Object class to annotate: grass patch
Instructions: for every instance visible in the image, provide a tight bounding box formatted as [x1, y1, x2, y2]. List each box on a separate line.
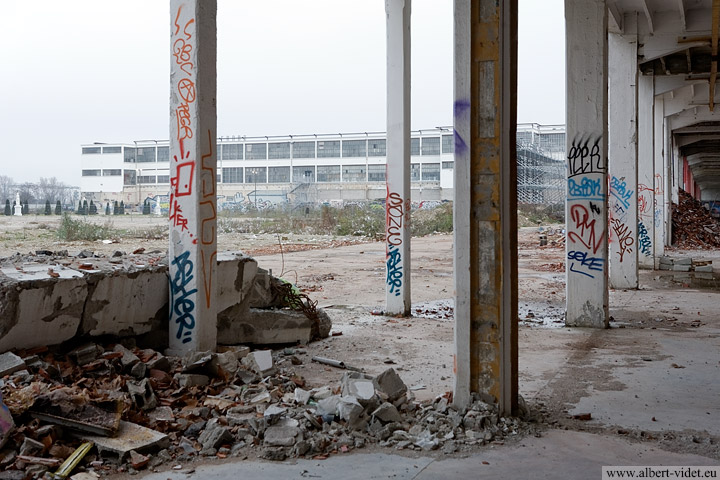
[57, 214, 116, 241]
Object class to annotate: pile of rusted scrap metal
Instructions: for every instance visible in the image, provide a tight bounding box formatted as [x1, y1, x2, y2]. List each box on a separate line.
[672, 190, 720, 249]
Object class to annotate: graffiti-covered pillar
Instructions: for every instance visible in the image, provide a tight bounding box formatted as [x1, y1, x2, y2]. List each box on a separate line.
[168, 0, 218, 353]
[565, 0, 609, 328]
[608, 31, 638, 289]
[453, 0, 518, 415]
[385, 0, 411, 316]
[653, 95, 666, 259]
[637, 74, 655, 267]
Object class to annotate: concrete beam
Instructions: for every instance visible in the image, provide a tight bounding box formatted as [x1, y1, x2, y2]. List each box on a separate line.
[169, 0, 218, 353]
[453, 0, 518, 415]
[385, 0, 412, 316]
[608, 31, 639, 288]
[637, 75, 655, 267]
[565, 0, 609, 328]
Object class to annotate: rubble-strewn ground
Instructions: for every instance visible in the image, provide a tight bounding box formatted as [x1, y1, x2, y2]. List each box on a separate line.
[0, 214, 718, 479]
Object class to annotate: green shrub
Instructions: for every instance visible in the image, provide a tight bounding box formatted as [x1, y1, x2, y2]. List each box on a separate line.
[57, 214, 115, 241]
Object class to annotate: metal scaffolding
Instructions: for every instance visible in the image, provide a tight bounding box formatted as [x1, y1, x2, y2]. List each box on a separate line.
[516, 142, 565, 205]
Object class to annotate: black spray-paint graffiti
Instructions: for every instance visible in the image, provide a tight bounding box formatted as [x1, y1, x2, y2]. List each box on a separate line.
[567, 136, 604, 178]
[170, 251, 197, 344]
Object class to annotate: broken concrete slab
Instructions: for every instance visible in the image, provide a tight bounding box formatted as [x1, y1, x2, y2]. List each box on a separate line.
[0, 252, 284, 353]
[216, 253, 258, 312]
[341, 372, 376, 405]
[216, 345, 250, 360]
[0, 274, 87, 352]
[0, 353, 25, 377]
[81, 270, 168, 337]
[198, 420, 233, 451]
[694, 264, 714, 273]
[264, 426, 300, 447]
[242, 351, 275, 377]
[76, 420, 169, 463]
[113, 344, 140, 370]
[373, 368, 408, 403]
[372, 402, 403, 424]
[174, 374, 209, 388]
[219, 308, 313, 345]
[247, 268, 281, 309]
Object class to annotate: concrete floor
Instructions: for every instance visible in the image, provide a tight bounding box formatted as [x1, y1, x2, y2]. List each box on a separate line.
[131, 250, 720, 479]
[138, 430, 717, 480]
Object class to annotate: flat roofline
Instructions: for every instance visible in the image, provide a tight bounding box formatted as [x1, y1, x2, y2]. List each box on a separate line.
[84, 124, 567, 147]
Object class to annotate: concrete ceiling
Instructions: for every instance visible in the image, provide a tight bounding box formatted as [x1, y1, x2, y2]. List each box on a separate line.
[609, 0, 720, 194]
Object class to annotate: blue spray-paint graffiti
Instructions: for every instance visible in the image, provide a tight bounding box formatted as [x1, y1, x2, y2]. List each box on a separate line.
[386, 244, 403, 296]
[170, 251, 197, 344]
[568, 177, 605, 201]
[638, 222, 652, 256]
[453, 99, 470, 156]
[610, 176, 634, 210]
[568, 250, 604, 278]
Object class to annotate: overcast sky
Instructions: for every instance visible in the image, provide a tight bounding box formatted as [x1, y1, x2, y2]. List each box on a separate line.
[0, 0, 565, 186]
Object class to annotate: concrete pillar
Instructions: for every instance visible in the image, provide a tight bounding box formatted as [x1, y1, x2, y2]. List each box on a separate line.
[608, 31, 638, 289]
[565, 0, 609, 328]
[653, 95, 666, 257]
[637, 75, 655, 267]
[385, 0, 411, 316]
[168, 0, 218, 353]
[453, 0, 518, 415]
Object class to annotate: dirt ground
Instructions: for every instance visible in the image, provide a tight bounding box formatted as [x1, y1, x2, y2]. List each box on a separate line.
[2, 213, 718, 460]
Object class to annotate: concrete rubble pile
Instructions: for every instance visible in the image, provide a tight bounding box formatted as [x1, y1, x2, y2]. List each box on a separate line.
[0, 343, 533, 478]
[672, 190, 720, 249]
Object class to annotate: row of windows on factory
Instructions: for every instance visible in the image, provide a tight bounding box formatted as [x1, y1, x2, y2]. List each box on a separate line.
[82, 136, 454, 162]
[84, 163, 453, 185]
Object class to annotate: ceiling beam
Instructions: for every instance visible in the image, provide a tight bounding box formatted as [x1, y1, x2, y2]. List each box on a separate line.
[674, 125, 720, 134]
[710, 0, 720, 111]
[677, 0, 687, 32]
[608, 2, 624, 32]
[641, 0, 654, 34]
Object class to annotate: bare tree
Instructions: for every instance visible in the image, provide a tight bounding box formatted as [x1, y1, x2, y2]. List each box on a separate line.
[18, 183, 36, 204]
[36, 177, 65, 204]
[0, 176, 13, 203]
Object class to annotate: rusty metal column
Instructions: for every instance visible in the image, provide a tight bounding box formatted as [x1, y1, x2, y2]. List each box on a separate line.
[565, 0, 609, 328]
[168, 0, 218, 353]
[385, 0, 411, 316]
[453, 0, 518, 415]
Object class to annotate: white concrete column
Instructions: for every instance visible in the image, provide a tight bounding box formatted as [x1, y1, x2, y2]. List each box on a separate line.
[653, 94, 665, 258]
[385, 0, 411, 316]
[565, 0, 609, 328]
[453, 0, 518, 415]
[608, 32, 638, 289]
[168, 0, 218, 353]
[637, 75, 655, 267]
